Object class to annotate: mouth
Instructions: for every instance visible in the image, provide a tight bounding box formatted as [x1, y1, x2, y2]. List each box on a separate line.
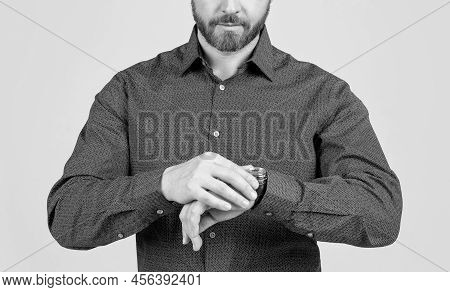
[218, 23, 241, 27]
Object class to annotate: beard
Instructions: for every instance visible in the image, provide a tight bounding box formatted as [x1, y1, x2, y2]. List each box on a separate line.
[191, 1, 270, 52]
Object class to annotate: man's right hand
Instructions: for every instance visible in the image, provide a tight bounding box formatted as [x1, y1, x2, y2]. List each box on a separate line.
[161, 152, 259, 211]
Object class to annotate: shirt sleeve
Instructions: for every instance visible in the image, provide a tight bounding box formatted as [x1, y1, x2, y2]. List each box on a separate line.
[47, 72, 180, 250]
[251, 79, 403, 248]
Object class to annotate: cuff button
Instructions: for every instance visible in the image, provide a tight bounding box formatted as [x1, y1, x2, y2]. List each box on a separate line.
[118, 233, 124, 239]
[156, 209, 164, 215]
[264, 211, 273, 216]
[306, 232, 314, 238]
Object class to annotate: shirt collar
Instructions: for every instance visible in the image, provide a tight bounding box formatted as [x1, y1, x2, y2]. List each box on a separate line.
[179, 23, 274, 81]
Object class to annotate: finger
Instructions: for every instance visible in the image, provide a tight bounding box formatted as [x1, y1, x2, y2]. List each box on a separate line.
[181, 212, 191, 245]
[183, 226, 200, 248]
[186, 202, 206, 240]
[179, 205, 191, 244]
[202, 176, 250, 208]
[209, 190, 241, 210]
[234, 164, 260, 190]
[206, 167, 256, 206]
[191, 235, 203, 251]
[182, 229, 188, 244]
[213, 156, 260, 191]
[181, 213, 193, 245]
[184, 203, 207, 251]
[193, 185, 233, 211]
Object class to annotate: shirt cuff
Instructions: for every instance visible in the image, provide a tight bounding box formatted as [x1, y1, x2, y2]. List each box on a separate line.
[250, 168, 299, 221]
[125, 169, 182, 221]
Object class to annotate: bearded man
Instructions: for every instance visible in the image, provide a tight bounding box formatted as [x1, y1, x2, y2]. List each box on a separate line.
[48, 0, 403, 272]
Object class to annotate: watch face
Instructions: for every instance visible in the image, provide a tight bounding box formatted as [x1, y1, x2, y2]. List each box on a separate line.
[247, 167, 267, 182]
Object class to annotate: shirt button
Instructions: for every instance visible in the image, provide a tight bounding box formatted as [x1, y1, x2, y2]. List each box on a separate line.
[118, 233, 124, 239]
[156, 209, 164, 215]
[219, 84, 225, 91]
[306, 232, 314, 238]
[265, 211, 273, 216]
[209, 232, 216, 239]
[213, 130, 220, 137]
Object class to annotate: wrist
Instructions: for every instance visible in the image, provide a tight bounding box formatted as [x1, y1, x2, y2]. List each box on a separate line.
[251, 190, 265, 210]
[249, 167, 268, 210]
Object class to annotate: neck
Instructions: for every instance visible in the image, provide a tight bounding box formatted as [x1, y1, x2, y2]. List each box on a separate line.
[197, 29, 260, 81]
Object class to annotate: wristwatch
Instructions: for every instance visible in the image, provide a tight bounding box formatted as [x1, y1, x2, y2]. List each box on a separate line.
[248, 167, 268, 210]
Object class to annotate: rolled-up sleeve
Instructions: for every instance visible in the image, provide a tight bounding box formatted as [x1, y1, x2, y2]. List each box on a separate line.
[47, 72, 179, 250]
[253, 79, 403, 248]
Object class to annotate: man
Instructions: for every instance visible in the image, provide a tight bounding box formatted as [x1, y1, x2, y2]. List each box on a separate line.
[47, 0, 403, 272]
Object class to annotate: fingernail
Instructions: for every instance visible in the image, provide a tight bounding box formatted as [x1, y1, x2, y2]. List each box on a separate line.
[223, 203, 232, 210]
[251, 190, 257, 199]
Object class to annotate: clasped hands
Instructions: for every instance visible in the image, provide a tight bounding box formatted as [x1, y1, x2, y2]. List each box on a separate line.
[161, 152, 259, 251]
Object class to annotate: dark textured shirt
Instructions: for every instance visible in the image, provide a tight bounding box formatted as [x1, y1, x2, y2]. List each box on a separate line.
[47, 24, 403, 272]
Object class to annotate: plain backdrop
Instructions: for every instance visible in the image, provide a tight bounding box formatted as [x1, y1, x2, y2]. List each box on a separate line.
[1, 0, 449, 272]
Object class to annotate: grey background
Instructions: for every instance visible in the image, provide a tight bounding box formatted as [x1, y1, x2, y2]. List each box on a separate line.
[1, 0, 449, 272]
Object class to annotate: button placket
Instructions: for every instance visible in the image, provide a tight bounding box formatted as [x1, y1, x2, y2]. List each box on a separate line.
[211, 83, 226, 142]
